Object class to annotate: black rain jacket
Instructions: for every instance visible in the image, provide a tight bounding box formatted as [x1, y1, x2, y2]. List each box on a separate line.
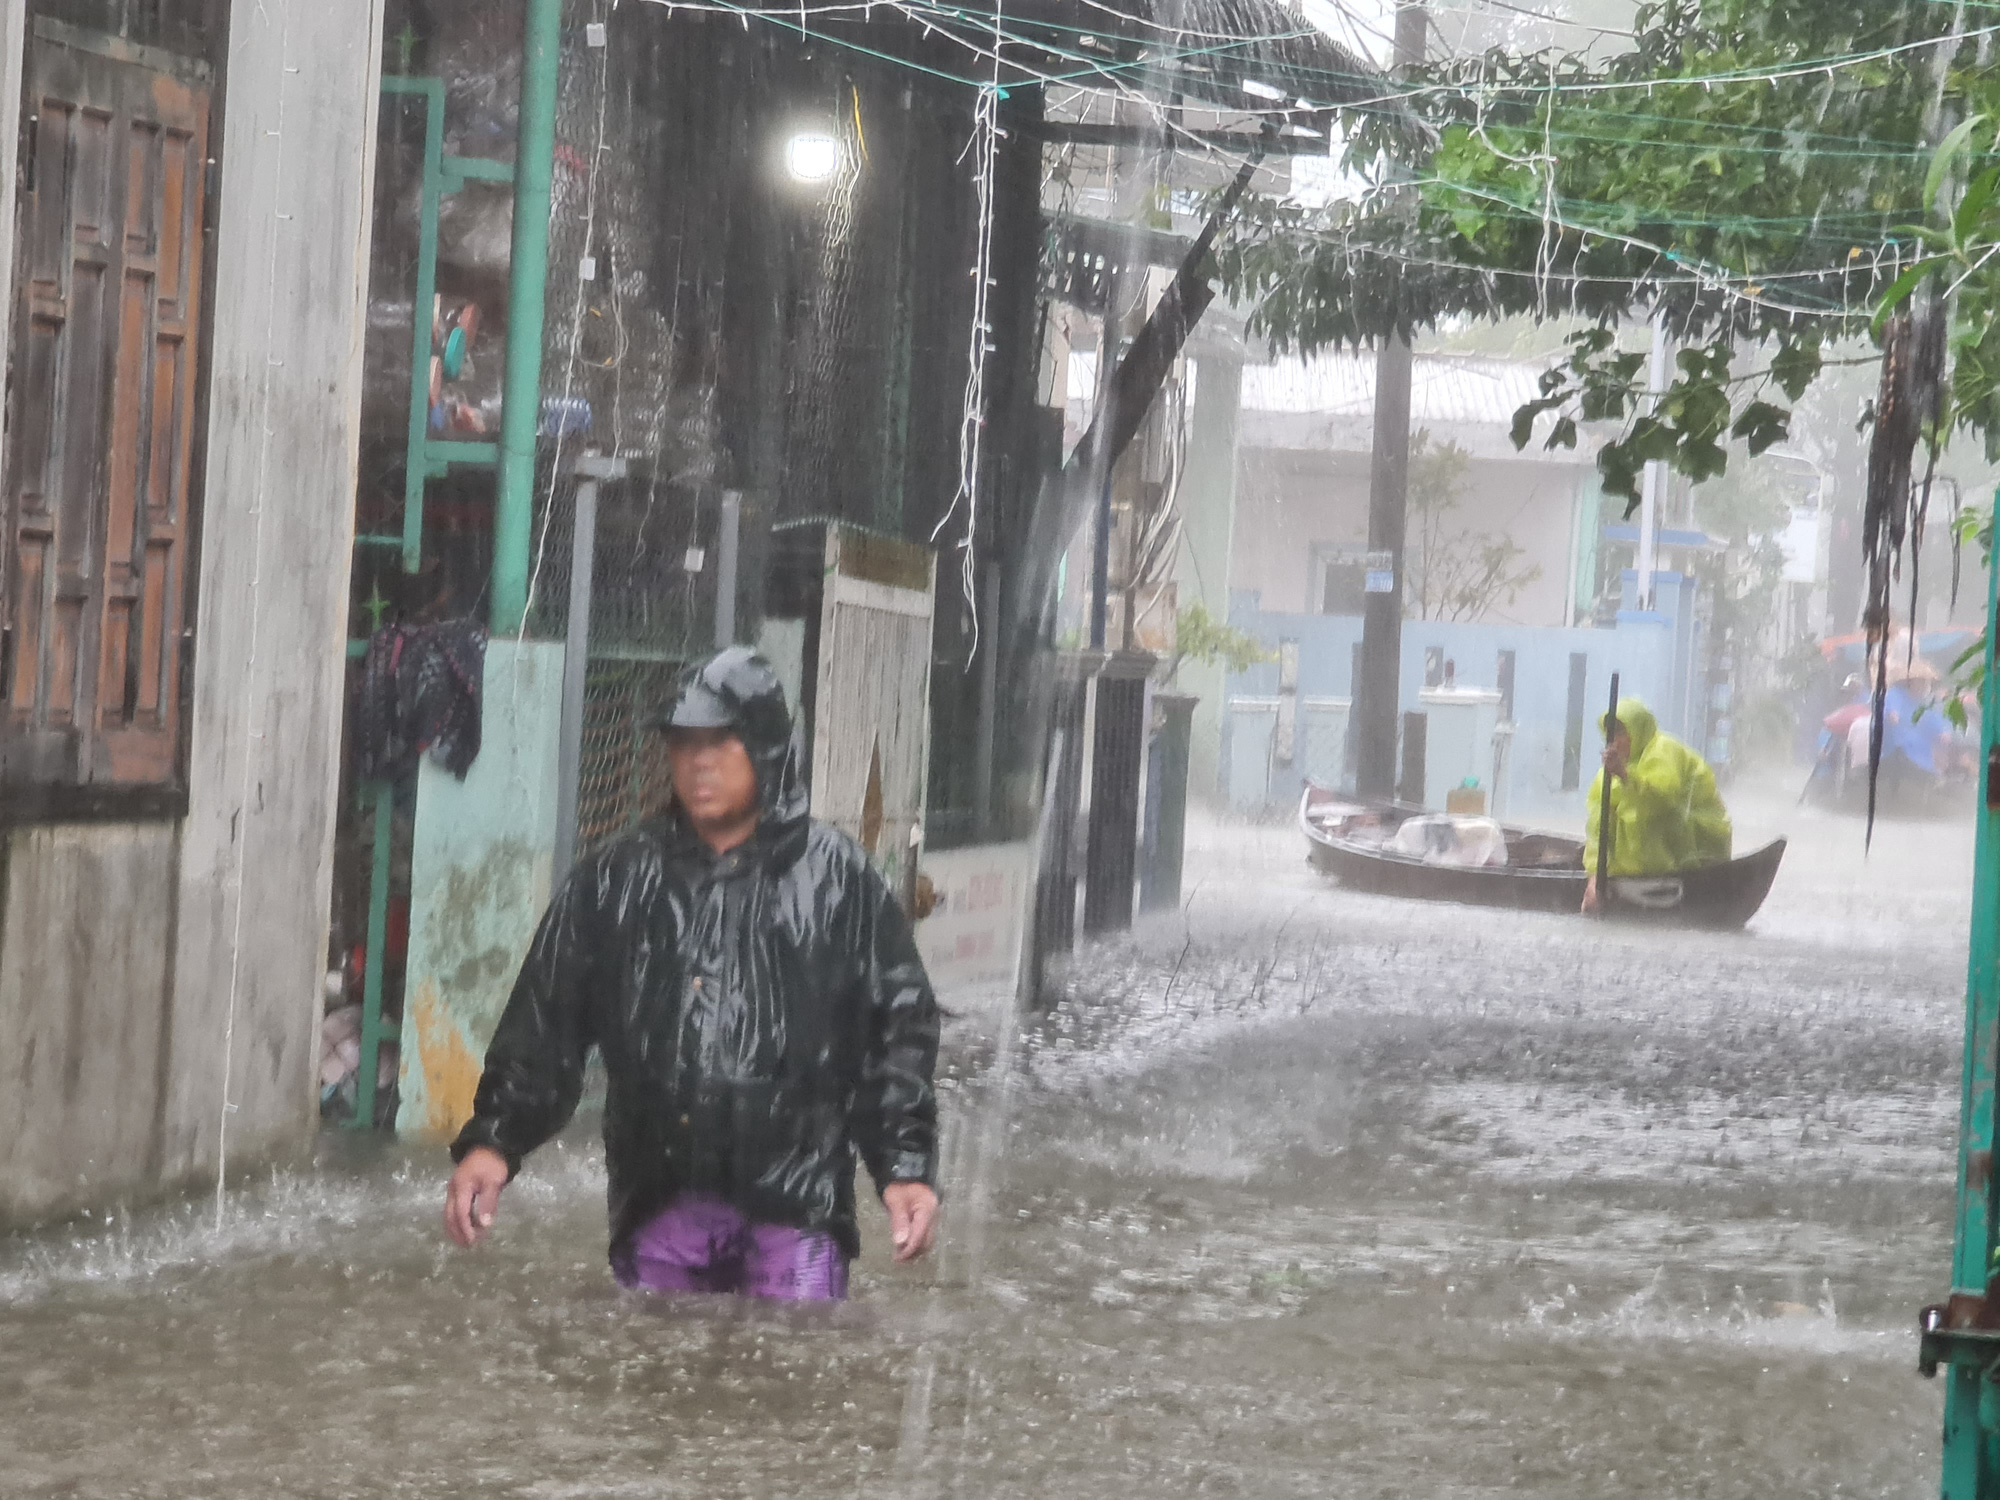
[450, 650, 940, 1269]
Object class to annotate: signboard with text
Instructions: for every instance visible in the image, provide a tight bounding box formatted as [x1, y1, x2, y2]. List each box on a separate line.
[914, 841, 1034, 992]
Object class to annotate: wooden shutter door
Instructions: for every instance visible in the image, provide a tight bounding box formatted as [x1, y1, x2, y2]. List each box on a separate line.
[3, 27, 208, 790]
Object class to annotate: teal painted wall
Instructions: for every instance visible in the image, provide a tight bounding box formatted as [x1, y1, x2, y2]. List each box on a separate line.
[397, 641, 564, 1139]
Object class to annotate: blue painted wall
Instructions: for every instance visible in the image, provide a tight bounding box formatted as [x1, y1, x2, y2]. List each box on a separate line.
[1220, 590, 1685, 825]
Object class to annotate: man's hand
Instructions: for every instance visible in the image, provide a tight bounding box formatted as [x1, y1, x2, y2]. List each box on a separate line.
[1601, 723, 1631, 781]
[444, 1146, 511, 1248]
[1581, 873, 1600, 915]
[882, 1181, 938, 1264]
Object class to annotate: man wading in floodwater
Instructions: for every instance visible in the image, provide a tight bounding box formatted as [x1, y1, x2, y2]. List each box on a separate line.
[442, 647, 940, 1298]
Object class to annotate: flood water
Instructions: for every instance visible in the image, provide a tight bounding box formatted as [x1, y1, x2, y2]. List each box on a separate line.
[0, 787, 1969, 1497]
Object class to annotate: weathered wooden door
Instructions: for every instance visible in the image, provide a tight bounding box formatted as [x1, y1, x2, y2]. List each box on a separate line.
[2, 25, 209, 792]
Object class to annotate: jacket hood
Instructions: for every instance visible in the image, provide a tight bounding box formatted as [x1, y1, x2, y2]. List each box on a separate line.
[665, 647, 810, 865]
[1601, 696, 1658, 758]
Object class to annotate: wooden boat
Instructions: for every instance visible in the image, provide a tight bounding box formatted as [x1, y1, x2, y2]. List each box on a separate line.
[1298, 783, 1786, 929]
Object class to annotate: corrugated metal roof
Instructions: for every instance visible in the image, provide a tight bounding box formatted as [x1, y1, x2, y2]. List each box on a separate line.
[1241, 352, 1558, 428]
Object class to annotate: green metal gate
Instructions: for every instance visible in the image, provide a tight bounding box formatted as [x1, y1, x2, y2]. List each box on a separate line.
[1922, 489, 2000, 1494]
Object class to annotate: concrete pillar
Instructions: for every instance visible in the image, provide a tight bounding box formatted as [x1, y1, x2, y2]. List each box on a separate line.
[1176, 354, 1244, 802]
[161, 0, 389, 1185]
[1084, 654, 1153, 935]
[1140, 692, 1197, 912]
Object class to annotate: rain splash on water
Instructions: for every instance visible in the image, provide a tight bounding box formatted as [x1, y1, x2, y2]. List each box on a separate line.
[0, 783, 1967, 1497]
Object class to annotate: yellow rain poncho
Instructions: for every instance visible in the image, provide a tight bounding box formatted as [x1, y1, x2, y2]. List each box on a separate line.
[1583, 697, 1732, 877]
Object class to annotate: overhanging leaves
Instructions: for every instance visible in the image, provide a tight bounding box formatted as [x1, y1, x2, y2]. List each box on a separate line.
[1214, 0, 2000, 505]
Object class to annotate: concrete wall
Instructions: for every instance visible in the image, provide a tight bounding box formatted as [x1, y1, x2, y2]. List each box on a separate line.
[0, 0, 386, 1224]
[0, 825, 178, 1219]
[1231, 444, 1586, 627]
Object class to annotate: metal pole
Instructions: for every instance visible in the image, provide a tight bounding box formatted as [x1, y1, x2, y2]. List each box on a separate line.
[1595, 670, 1619, 913]
[716, 489, 741, 648]
[1637, 314, 1670, 611]
[973, 561, 1001, 834]
[1354, 0, 1427, 801]
[553, 457, 623, 878]
[401, 81, 444, 573]
[490, 0, 563, 634]
[350, 76, 447, 1132]
[352, 781, 395, 1129]
[552, 476, 595, 876]
[1940, 489, 2000, 1496]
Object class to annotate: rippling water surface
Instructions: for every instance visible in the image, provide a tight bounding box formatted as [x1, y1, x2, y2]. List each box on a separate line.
[0, 788, 1968, 1497]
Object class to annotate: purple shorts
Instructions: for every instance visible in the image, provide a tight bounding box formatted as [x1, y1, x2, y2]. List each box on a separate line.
[617, 1193, 850, 1301]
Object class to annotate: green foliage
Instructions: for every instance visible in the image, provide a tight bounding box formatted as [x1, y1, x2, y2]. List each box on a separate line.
[1509, 326, 1854, 508]
[1214, 0, 1998, 504]
[1870, 115, 2000, 458]
[1945, 502, 1995, 729]
[1173, 601, 1275, 675]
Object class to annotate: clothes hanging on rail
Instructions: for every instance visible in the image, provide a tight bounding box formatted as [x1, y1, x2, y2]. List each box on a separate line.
[354, 620, 488, 781]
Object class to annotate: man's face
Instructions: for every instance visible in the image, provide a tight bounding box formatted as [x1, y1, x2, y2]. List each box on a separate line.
[666, 727, 759, 828]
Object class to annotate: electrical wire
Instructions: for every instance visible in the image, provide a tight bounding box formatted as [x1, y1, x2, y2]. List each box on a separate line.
[624, 0, 1957, 353]
[1469, 0, 1639, 38]
[933, 0, 1006, 659]
[644, 0, 1998, 113]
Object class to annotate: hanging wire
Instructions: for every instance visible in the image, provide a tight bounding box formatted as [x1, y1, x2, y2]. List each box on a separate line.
[932, 0, 1006, 663]
[641, 0, 1999, 116]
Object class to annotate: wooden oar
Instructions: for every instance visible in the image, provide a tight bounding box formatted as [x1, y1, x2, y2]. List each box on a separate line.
[1596, 672, 1620, 915]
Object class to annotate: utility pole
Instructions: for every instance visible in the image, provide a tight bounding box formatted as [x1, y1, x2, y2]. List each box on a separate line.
[491, 0, 563, 634]
[1635, 312, 1670, 611]
[1354, 0, 1429, 800]
[1088, 95, 1134, 654]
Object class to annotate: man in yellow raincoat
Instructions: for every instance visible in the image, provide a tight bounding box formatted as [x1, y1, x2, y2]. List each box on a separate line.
[1582, 697, 1731, 913]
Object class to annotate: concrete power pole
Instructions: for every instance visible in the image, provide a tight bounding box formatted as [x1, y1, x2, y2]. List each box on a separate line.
[1354, 1, 1430, 800]
[1635, 313, 1670, 612]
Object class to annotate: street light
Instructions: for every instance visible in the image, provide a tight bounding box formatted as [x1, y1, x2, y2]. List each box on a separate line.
[784, 131, 842, 183]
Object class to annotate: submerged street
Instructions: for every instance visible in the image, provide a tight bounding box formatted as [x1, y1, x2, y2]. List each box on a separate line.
[0, 792, 1967, 1497]
[9, 0, 2000, 1488]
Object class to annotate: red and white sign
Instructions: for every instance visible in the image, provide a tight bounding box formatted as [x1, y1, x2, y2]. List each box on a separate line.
[915, 841, 1034, 992]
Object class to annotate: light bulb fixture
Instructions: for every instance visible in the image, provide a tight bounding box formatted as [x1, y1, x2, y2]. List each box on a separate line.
[784, 131, 842, 183]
